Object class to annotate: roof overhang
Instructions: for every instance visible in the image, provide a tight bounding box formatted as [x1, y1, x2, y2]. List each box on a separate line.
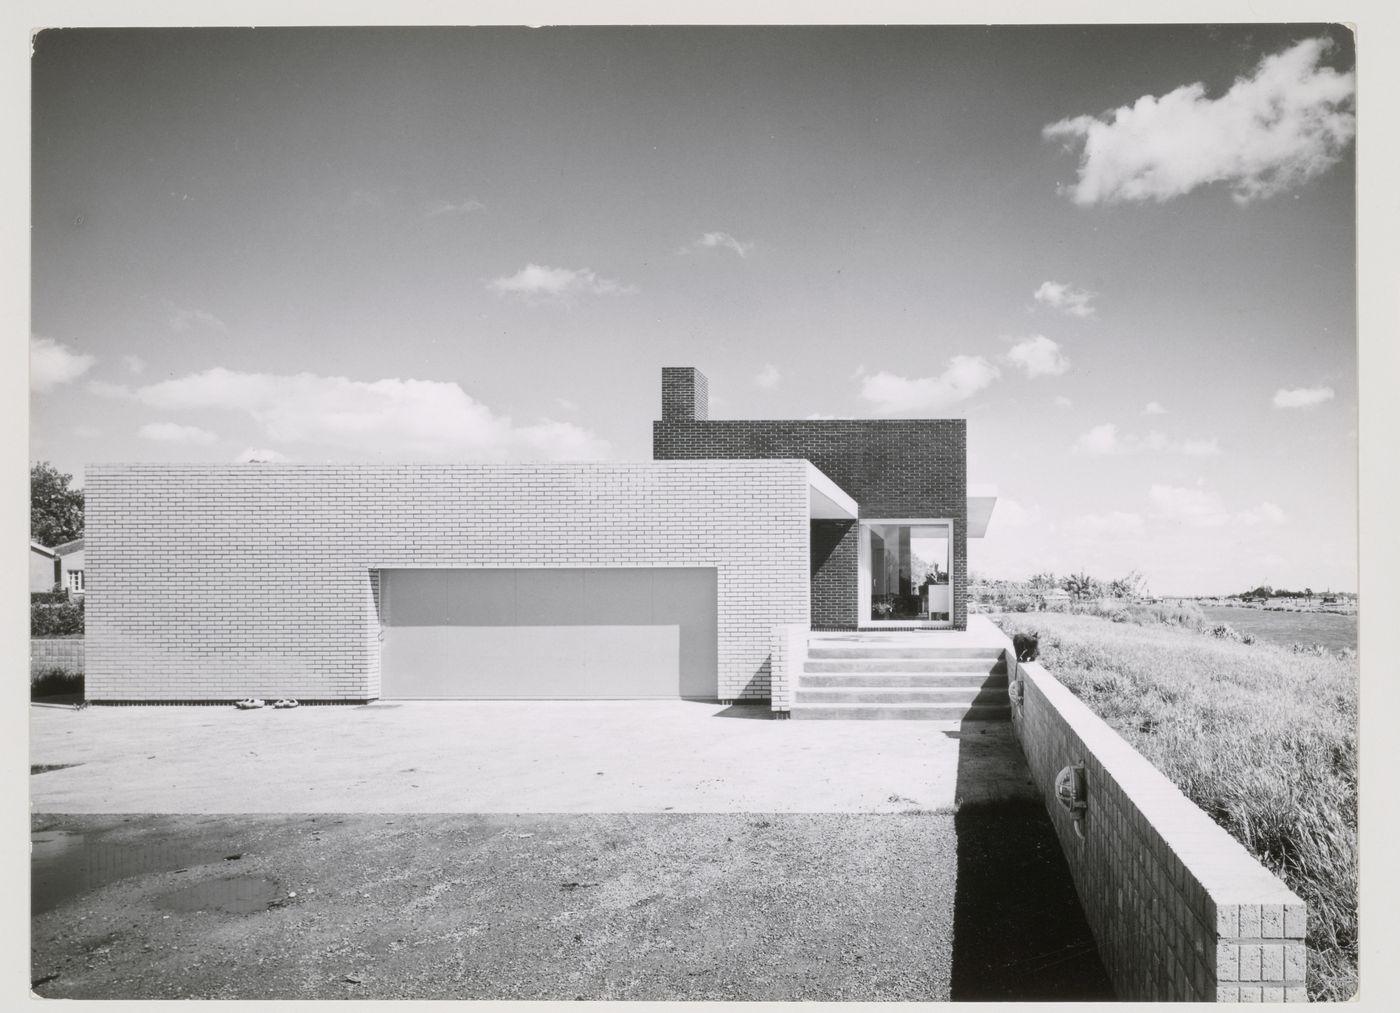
[967, 484, 998, 538]
[806, 463, 859, 520]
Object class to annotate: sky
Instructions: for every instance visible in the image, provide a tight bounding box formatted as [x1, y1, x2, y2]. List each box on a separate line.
[28, 24, 1359, 596]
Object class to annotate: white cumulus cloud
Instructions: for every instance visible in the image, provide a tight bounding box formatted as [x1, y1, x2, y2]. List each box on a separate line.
[235, 448, 291, 463]
[1074, 423, 1221, 456]
[680, 231, 754, 258]
[1004, 335, 1070, 377]
[1143, 401, 1167, 415]
[165, 300, 228, 333]
[1272, 386, 1335, 408]
[425, 198, 486, 218]
[1069, 511, 1146, 537]
[102, 368, 611, 462]
[1044, 37, 1355, 205]
[31, 336, 96, 391]
[139, 422, 219, 445]
[1054, 395, 1074, 408]
[859, 356, 1000, 414]
[754, 364, 781, 388]
[487, 264, 637, 302]
[1033, 281, 1096, 318]
[1150, 484, 1287, 529]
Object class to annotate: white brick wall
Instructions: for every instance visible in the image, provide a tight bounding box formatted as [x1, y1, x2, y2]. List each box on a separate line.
[86, 461, 813, 701]
[1011, 659, 1307, 1002]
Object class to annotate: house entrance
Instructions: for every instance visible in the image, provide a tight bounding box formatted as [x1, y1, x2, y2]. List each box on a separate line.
[858, 519, 953, 627]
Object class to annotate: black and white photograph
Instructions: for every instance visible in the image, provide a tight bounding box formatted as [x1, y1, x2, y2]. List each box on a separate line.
[20, 4, 1391, 1006]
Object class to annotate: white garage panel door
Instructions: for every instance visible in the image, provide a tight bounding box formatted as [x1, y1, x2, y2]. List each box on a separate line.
[379, 568, 718, 699]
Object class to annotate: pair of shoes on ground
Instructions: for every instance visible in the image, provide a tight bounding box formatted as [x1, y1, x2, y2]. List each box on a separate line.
[236, 697, 299, 710]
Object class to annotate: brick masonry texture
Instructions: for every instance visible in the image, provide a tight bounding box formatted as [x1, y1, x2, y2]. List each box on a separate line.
[653, 419, 968, 629]
[661, 366, 709, 421]
[31, 637, 85, 675]
[85, 462, 813, 702]
[1009, 658, 1306, 1002]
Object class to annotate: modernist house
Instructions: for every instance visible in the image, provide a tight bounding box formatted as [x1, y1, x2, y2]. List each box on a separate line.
[85, 368, 996, 707]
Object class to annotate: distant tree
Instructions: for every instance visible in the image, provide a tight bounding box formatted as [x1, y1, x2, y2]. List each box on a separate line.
[1028, 571, 1058, 591]
[1062, 571, 1098, 601]
[31, 462, 84, 546]
[1107, 570, 1146, 599]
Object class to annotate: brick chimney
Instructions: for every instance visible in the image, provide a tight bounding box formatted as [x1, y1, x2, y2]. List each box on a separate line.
[660, 367, 709, 421]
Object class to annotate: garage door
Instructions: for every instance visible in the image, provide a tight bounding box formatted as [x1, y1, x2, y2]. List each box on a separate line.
[378, 567, 718, 700]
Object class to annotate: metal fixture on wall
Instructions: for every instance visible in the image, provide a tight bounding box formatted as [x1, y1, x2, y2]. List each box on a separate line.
[1055, 762, 1088, 840]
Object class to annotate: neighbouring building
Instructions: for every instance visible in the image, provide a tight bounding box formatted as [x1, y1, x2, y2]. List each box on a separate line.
[85, 367, 995, 704]
[53, 538, 85, 596]
[29, 541, 58, 593]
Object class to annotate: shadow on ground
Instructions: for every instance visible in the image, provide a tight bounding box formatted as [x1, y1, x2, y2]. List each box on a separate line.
[947, 725, 1115, 1001]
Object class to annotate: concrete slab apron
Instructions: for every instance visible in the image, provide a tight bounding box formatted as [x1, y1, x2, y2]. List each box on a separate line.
[30, 701, 1035, 815]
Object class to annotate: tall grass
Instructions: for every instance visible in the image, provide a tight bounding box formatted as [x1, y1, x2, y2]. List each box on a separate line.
[995, 612, 1357, 1001]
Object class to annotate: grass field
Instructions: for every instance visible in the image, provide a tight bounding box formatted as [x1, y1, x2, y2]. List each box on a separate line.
[993, 610, 1358, 1001]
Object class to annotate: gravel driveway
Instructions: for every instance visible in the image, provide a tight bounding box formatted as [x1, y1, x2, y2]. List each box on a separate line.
[31, 809, 1111, 1001]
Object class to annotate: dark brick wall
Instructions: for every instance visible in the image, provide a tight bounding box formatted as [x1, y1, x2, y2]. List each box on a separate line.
[810, 520, 858, 629]
[653, 419, 968, 629]
[661, 367, 710, 421]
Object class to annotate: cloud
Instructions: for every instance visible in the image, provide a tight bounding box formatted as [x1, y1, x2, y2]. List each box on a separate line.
[554, 398, 579, 412]
[1068, 511, 1146, 537]
[991, 497, 1039, 530]
[859, 356, 1000, 414]
[1004, 335, 1070, 377]
[1272, 386, 1335, 408]
[1073, 423, 1221, 456]
[754, 364, 781, 388]
[1044, 37, 1355, 205]
[1054, 395, 1073, 408]
[31, 336, 95, 391]
[1074, 423, 1125, 455]
[425, 198, 486, 218]
[123, 354, 147, 375]
[1178, 438, 1223, 456]
[139, 422, 219, 445]
[1033, 281, 1096, 318]
[102, 368, 611, 461]
[1143, 401, 1166, 415]
[236, 447, 290, 463]
[165, 300, 228, 333]
[487, 264, 638, 302]
[679, 231, 754, 258]
[1149, 484, 1286, 528]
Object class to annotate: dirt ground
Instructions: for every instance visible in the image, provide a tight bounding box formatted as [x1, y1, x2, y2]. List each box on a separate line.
[30, 809, 1112, 1002]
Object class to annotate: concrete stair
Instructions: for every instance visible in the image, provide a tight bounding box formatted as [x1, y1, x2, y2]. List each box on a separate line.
[790, 641, 1011, 721]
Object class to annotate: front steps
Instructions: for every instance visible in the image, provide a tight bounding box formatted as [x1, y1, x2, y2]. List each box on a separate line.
[790, 639, 1011, 721]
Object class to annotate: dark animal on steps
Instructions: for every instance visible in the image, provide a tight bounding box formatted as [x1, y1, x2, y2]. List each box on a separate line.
[1013, 632, 1040, 663]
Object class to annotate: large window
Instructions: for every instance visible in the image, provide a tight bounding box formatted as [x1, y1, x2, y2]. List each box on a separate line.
[861, 520, 951, 625]
[67, 569, 85, 594]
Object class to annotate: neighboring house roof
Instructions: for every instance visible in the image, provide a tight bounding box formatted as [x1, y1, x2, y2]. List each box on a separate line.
[52, 538, 84, 556]
[31, 541, 57, 558]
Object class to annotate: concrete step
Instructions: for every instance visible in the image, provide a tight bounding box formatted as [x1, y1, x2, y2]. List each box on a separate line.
[789, 702, 1012, 721]
[799, 671, 1009, 689]
[804, 658, 1007, 674]
[794, 687, 1009, 705]
[808, 645, 1006, 661]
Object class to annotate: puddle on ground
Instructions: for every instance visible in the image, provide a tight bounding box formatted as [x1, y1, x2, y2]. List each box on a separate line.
[31, 830, 235, 916]
[156, 876, 280, 914]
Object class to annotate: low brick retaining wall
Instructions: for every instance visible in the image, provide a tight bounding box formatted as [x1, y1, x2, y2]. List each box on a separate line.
[32, 637, 85, 675]
[1010, 658, 1307, 1002]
